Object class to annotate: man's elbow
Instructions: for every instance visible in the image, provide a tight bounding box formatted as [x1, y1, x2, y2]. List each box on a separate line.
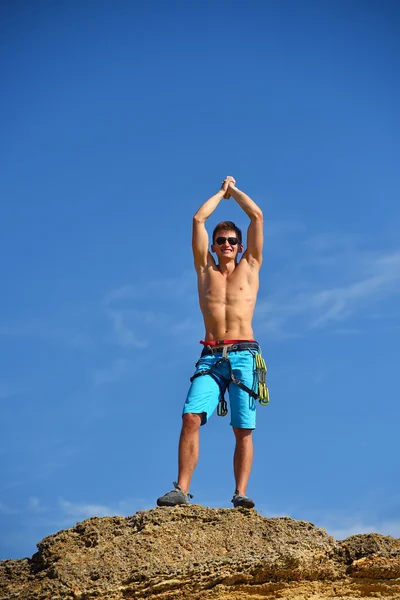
[251, 209, 263, 222]
[193, 214, 206, 224]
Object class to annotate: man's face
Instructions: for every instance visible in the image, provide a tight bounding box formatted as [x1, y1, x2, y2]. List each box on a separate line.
[211, 230, 243, 259]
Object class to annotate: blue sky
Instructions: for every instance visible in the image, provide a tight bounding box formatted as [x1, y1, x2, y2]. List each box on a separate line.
[1, 0, 399, 560]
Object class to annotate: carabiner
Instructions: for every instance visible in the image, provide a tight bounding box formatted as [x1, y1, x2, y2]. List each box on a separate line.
[217, 398, 228, 417]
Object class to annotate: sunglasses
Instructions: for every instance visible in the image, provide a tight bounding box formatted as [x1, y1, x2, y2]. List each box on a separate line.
[215, 236, 240, 246]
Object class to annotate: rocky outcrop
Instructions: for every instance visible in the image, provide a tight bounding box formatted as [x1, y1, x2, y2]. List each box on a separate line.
[1, 506, 400, 599]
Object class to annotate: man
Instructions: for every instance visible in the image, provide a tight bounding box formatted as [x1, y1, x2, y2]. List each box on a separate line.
[157, 176, 264, 509]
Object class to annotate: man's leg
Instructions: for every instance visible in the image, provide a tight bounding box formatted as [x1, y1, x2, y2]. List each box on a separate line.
[233, 427, 254, 496]
[157, 353, 221, 506]
[228, 349, 257, 507]
[156, 412, 202, 506]
[177, 412, 202, 494]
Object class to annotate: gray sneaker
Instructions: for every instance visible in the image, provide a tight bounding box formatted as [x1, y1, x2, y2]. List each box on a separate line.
[232, 491, 255, 509]
[157, 482, 193, 507]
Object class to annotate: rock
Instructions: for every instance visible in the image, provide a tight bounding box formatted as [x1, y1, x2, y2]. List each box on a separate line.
[1, 506, 399, 599]
[340, 533, 400, 580]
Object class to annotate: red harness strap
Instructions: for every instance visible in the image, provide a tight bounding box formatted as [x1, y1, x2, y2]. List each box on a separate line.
[200, 339, 257, 346]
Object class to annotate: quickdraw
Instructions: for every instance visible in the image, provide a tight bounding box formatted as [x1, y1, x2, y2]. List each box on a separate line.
[190, 348, 270, 417]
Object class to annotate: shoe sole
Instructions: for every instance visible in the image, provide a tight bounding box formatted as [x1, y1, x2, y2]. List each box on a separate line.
[233, 500, 255, 509]
[157, 500, 190, 507]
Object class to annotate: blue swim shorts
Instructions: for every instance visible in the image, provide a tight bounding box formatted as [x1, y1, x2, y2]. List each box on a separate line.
[182, 346, 259, 429]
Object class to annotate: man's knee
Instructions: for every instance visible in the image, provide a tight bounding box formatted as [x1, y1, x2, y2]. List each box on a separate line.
[182, 412, 203, 432]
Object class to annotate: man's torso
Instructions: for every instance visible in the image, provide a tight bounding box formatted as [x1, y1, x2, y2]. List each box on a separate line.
[197, 258, 260, 341]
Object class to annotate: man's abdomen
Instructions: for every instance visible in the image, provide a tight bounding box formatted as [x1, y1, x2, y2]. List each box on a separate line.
[200, 303, 256, 341]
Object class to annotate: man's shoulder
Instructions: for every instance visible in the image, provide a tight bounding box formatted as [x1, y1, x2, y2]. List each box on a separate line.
[194, 255, 217, 277]
[240, 252, 262, 270]
[235, 256, 261, 281]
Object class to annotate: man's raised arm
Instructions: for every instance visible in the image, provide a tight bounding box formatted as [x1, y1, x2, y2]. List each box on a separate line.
[228, 184, 263, 266]
[192, 178, 233, 270]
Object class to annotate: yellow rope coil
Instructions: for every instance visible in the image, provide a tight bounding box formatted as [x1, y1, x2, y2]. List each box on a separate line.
[256, 354, 270, 406]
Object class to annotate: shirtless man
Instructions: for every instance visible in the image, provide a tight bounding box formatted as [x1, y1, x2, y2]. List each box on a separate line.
[157, 176, 264, 508]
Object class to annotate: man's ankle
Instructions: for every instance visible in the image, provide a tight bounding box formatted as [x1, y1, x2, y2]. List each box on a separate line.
[177, 481, 189, 495]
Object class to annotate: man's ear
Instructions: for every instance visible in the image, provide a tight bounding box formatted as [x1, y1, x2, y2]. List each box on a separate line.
[211, 243, 216, 253]
[238, 244, 244, 253]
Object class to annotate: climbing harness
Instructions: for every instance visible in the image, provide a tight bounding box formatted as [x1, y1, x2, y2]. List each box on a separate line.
[190, 341, 270, 417]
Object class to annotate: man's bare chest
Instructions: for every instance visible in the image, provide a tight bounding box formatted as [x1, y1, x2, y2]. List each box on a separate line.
[198, 266, 258, 304]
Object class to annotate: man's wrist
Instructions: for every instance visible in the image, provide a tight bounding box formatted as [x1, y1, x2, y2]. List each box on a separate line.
[224, 184, 235, 200]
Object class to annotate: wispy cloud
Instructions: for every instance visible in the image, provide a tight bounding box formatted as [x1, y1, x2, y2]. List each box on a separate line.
[59, 499, 118, 518]
[105, 310, 148, 348]
[91, 357, 137, 385]
[321, 517, 400, 541]
[102, 271, 199, 349]
[27, 497, 48, 514]
[59, 497, 152, 519]
[255, 503, 400, 540]
[310, 252, 400, 327]
[256, 245, 400, 339]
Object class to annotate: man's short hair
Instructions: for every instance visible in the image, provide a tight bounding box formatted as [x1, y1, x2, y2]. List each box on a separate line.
[212, 221, 242, 244]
